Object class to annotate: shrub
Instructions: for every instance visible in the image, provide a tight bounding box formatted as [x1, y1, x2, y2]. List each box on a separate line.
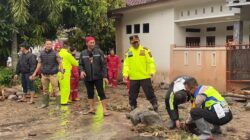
[0, 67, 15, 87]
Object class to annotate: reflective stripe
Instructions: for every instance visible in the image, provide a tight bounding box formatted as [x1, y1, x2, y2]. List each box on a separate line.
[169, 92, 174, 110]
[194, 85, 203, 97]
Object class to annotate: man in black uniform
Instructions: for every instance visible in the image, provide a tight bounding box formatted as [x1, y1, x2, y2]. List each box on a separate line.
[165, 76, 196, 129]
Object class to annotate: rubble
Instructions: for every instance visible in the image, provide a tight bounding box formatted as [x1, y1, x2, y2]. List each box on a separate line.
[245, 102, 250, 111]
[8, 95, 18, 100]
[128, 108, 163, 126]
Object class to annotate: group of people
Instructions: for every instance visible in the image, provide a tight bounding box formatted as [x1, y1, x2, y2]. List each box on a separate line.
[14, 35, 232, 139]
[123, 35, 233, 140]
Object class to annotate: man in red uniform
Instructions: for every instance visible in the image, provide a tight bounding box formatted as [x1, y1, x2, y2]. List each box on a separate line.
[69, 47, 80, 101]
[107, 49, 121, 88]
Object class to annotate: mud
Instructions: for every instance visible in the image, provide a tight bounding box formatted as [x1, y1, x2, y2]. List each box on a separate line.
[0, 84, 250, 140]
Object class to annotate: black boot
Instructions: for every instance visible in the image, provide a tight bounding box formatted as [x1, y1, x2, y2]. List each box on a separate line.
[211, 125, 222, 134]
[39, 94, 49, 109]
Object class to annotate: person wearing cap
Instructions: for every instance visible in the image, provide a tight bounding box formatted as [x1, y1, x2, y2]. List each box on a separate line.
[54, 42, 78, 105]
[165, 76, 196, 129]
[107, 49, 121, 88]
[69, 47, 80, 101]
[123, 35, 158, 112]
[79, 36, 110, 116]
[14, 41, 37, 104]
[30, 39, 64, 109]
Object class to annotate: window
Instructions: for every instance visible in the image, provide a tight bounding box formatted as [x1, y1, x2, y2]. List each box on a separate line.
[181, 11, 183, 17]
[196, 52, 202, 65]
[211, 52, 216, 66]
[220, 5, 223, 12]
[195, 9, 198, 15]
[126, 25, 132, 34]
[134, 24, 140, 34]
[186, 37, 200, 47]
[184, 51, 189, 65]
[203, 8, 206, 14]
[206, 36, 216, 46]
[187, 10, 190, 16]
[229, 7, 232, 11]
[227, 26, 234, 31]
[143, 23, 150, 33]
[186, 28, 201, 32]
[211, 7, 214, 13]
[226, 35, 233, 43]
[207, 27, 216, 32]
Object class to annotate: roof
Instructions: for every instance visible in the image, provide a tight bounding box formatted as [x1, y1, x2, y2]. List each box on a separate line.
[125, 0, 157, 6]
[109, 0, 172, 18]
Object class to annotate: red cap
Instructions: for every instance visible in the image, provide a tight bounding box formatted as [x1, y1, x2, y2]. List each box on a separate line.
[54, 42, 62, 49]
[86, 36, 95, 43]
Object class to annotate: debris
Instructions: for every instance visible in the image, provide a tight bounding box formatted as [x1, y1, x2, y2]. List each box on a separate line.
[139, 111, 163, 126]
[8, 95, 18, 100]
[222, 93, 250, 102]
[2, 88, 18, 99]
[159, 82, 169, 90]
[226, 126, 237, 133]
[28, 132, 37, 136]
[224, 97, 234, 105]
[128, 108, 163, 126]
[245, 102, 250, 111]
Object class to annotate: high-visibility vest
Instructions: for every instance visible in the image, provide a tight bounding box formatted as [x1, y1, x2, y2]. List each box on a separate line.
[123, 45, 156, 80]
[194, 85, 228, 111]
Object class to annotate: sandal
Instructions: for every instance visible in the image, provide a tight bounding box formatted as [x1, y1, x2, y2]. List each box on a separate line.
[82, 110, 95, 115]
[103, 111, 111, 116]
[27, 101, 35, 104]
[17, 99, 27, 102]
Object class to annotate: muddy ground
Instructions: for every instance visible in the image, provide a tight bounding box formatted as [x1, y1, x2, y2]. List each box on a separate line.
[0, 83, 250, 140]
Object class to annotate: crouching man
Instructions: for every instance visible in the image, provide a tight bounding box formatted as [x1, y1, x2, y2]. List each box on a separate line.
[165, 76, 196, 129]
[184, 78, 233, 140]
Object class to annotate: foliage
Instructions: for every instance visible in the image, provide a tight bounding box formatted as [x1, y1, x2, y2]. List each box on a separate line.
[0, 67, 15, 87]
[33, 78, 42, 93]
[61, 0, 124, 52]
[0, 0, 124, 59]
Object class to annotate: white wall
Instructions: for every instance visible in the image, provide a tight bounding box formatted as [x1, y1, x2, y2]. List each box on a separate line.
[120, 7, 175, 81]
[174, 22, 237, 46]
[175, 0, 240, 21]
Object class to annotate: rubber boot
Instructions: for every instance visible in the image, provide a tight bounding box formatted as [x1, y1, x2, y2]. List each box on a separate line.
[39, 94, 49, 108]
[195, 118, 213, 140]
[55, 96, 61, 110]
[150, 99, 158, 112]
[211, 125, 222, 134]
[167, 120, 176, 129]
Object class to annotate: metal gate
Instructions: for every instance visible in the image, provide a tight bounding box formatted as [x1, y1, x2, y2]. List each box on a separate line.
[227, 44, 250, 82]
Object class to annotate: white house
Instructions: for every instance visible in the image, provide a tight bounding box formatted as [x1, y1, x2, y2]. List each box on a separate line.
[110, 0, 250, 92]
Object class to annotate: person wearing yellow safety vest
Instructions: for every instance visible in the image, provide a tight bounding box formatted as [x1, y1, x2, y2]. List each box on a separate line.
[54, 42, 78, 105]
[165, 76, 196, 129]
[123, 35, 158, 112]
[184, 78, 233, 140]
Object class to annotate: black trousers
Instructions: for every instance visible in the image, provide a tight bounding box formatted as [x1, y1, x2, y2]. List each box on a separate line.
[129, 78, 157, 107]
[190, 108, 233, 125]
[84, 79, 106, 100]
[165, 82, 189, 121]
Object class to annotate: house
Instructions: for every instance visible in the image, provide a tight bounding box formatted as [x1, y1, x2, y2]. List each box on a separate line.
[110, 0, 250, 92]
